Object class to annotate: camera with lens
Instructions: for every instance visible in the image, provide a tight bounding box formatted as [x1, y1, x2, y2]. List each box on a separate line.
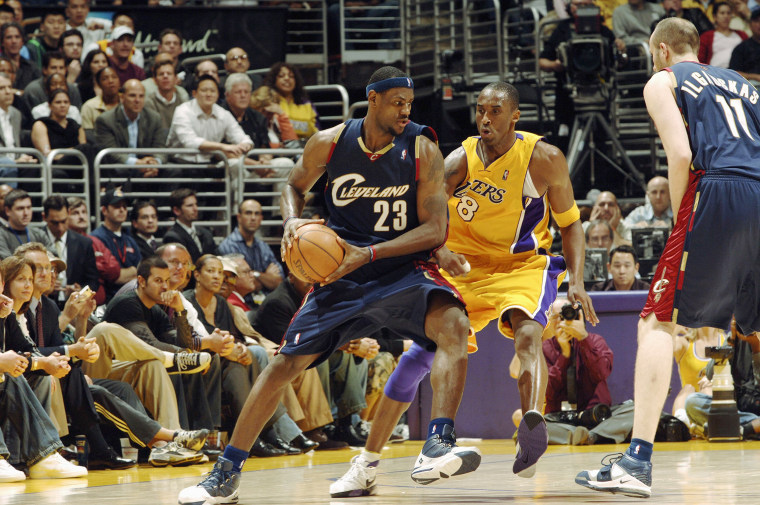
[557, 5, 621, 110]
[560, 303, 582, 321]
[704, 345, 741, 441]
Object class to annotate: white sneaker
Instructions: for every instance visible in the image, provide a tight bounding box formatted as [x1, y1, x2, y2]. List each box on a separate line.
[167, 352, 212, 375]
[0, 458, 25, 482]
[411, 425, 481, 485]
[329, 455, 378, 498]
[29, 452, 87, 479]
[149, 442, 204, 467]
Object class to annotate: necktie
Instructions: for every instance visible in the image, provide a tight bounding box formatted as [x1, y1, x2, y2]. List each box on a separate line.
[35, 305, 44, 348]
[54, 239, 64, 259]
[190, 228, 202, 251]
[149, 238, 158, 251]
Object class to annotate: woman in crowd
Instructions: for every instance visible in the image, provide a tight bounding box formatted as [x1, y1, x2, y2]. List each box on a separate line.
[76, 49, 109, 103]
[185, 255, 309, 456]
[80, 67, 121, 132]
[32, 74, 82, 123]
[263, 62, 319, 143]
[698, 2, 747, 67]
[31, 89, 86, 158]
[250, 85, 299, 149]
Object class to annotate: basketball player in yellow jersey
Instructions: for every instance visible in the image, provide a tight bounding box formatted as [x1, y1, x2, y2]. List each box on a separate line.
[436, 81, 598, 477]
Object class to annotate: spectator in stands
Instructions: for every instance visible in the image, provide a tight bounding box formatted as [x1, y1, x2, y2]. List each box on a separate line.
[66, 196, 119, 305]
[217, 199, 283, 295]
[24, 51, 82, 110]
[223, 47, 257, 87]
[0, 294, 88, 480]
[31, 73, 81, 123]
[0, 72, 34, 179]
[0, 4, 12, 26]
[76, 48, 108, 103]
[80, 66, 120, 132]
[42, 194, 98, 305]
[5, 0, 20, 24]
[194, 59, 219, 82]
[58, 29, 83, 84]
[699, 2, 749, 66]
[659, 0, 714, 34]
[613, 0, 665, 46]
[0, 189, 50, 258]
[590, 244, 650, 291]
[727, 0, 753, 35]
[150, 29, 184, 78]
[264, 62, 319, 142]
[167, 75, 253, 182]
[0, 184, 11, 227]
[1, 22, 40, 91]
[108, 26, 145, 85]
[729, 8, 760, 82]
[91, 189, 141, 300]
[31, 89, 86, 165]
[162, 188, 216, 263]
[94, 79, 167, 177]
[0, 57, 32, 131]
[131, 199, 160, 259]
[585, 219, 615, 253]
[25, 10, 66, 68]
[250, 85, 299, 149]
[84, 13, 144, 71]
[65, 0, 107, 50]
[540, 297, 614, 444]
[144, 55, 189, 130]
[623, 175, 672, 229]
[225, 254, 264, 315]
[582, 190, 631, 244]
[539, 0, 624, 148]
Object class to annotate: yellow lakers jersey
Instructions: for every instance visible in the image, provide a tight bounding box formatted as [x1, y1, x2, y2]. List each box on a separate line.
[447, 132, 552, 257]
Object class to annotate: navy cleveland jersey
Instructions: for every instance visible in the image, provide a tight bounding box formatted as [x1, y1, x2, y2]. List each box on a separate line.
[669, 61, 760, 179]
[325, 118, 439, 283]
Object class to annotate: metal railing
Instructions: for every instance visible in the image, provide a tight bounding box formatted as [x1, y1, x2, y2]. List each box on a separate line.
[340, 0, 403, 64]
[0, 147, 47, 217]
[46, 149, 92, 217]
[93, 148, 233, 238]
[304, 84, 350, 128]
[285, 0, 329, 84]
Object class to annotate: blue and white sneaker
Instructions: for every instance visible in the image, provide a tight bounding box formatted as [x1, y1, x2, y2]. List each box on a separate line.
[575, 452, 652, 498]
[513, 410, 548, 478]
[411, 424, 481, 485]
[177, 456, 240, 505]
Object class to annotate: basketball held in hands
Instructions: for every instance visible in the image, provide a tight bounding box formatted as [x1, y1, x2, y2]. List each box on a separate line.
[285, 224, 345, 283]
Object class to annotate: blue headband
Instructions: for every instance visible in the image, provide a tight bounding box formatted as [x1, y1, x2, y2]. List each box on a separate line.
[366, 76, 414, 97]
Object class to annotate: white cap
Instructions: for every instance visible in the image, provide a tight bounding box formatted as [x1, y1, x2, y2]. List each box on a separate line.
[111, 26, 135, 41]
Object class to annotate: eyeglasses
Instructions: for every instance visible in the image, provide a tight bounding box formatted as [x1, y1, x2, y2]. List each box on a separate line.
[229, 54, 248, 62]
[165, 259, 195, 271]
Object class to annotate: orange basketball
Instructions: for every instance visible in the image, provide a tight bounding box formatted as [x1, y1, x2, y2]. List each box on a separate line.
[285, 223, 345, 283]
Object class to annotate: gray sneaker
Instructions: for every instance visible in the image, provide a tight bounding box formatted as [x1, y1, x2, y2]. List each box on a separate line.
[174, 429, 210, 452]
[149, 442, 204, 467]
[167, 352, 211, 375]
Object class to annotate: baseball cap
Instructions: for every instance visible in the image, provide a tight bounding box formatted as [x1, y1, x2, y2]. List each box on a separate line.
[220, 257, 238, 277]
[101, 188, 127, 207]
[47, 251, 66, 273]
[752, 8, 760, 20]
[111, 25, 135, 41]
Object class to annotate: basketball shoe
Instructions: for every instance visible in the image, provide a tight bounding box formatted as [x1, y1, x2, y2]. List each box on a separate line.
[329, 454, 379, 497]
[410, 424, 481, 485]
[177, 456, 240, 505]
[575, 452, 652, 498]
[513, 410, 548, 478]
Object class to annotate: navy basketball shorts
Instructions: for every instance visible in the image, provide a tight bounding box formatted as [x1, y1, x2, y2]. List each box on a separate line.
[642, 172, 760, 334]
[276, 261, 466, 367]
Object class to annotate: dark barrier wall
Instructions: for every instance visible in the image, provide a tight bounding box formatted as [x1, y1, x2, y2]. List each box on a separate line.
[24, 7, 288, 70]
[408, 291, 683, 439]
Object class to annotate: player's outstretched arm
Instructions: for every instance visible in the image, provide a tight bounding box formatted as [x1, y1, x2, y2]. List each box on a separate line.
[442, 146, 469, 197]
[535, 142, 598, 325]
[644, 71, 691, 222]
[280, 126, 340, 257]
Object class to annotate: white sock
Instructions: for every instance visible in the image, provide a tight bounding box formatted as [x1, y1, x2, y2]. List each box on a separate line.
[359, 450, 380, 464]
[162, 351, 174, 368]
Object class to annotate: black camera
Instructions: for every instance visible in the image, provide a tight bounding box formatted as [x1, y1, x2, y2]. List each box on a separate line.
[705, 346, 734, 362]
[560, 303, 581, 321]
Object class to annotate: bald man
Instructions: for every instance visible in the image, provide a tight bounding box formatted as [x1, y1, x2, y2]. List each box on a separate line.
[95, 79, 168, 177]
[623, 176, 673, 229]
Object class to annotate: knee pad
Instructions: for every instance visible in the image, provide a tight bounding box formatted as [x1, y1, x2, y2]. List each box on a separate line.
[384, 343, 434, 403]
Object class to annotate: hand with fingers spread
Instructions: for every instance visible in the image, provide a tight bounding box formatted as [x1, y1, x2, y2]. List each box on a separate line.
[280, 217, 325, 261]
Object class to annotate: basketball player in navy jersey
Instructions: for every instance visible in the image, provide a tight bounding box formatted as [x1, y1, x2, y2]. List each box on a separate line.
[577, 17, 760, 498]
[178, 66, 480, 505]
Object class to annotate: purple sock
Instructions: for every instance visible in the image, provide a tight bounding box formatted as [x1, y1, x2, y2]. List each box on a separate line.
[222, 445, 248, 472]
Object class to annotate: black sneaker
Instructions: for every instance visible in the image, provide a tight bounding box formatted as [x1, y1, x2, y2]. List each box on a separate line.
[167, 352, 211, 375]
[177, 456, 241, 504]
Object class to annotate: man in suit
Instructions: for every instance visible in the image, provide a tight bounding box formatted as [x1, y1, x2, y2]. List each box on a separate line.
[162, 188, 216, 263]
[131, 199, 160, 259]
[0, 72, 34, 183]
[0, 189, 50, 258]
[95, 79, 167, 178]
[23, 51, 82, 110]
[42, 194, 99, 307]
